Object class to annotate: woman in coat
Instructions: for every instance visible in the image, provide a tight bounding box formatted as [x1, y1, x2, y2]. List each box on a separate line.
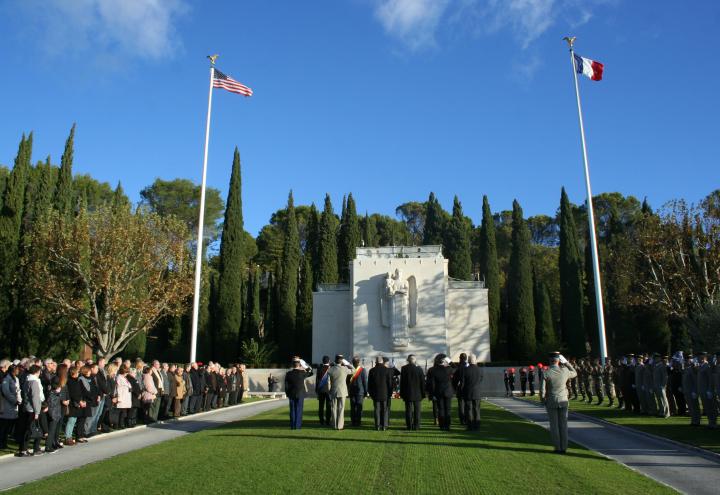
[45, 365, 68, 453]
[18, 365, 45, 456]
[141, 367, 158, 423]
[103, 363, 118, 431]
[181, 364, 193, 416]
[65, 367, 87, 446]
[173, 368, 186, 418]
[78, 365, 96, 441]
[126, 365, 142, 427]
[115, 365, 132, 429]
[0, 364, 21, 450]
[426, 354, 454, 431]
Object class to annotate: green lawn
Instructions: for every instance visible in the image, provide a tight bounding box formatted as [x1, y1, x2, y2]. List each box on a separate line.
[8, 399, 674, 495]
[523, 395, 720, 454]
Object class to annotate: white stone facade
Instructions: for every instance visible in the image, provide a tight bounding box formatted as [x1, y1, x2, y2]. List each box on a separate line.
[312, 246, 491, 365]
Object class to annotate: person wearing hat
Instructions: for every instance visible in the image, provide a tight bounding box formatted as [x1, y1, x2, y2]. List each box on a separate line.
[327, 354, 354, 430]
[697, 352, 717, 429]
[602, 358, 615, 407]
[285, 357, 314, 430]
[368, 356, 393, 431]
[669, 354, 687, 416]
[544, 352, 577, 453]
[652, 353, 670, 418]
[682, 354, 700, 426]
[622, 354, 639, 413]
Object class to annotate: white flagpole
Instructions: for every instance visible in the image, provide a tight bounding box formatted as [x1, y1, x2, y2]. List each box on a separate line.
[565, 37, 608, 365]
[190, 60, 216, 363]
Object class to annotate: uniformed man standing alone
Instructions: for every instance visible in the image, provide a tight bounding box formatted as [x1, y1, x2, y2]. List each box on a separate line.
[544, 352, 577, 454]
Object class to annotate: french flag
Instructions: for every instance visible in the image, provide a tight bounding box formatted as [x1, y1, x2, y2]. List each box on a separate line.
[574, 54, 604, 81]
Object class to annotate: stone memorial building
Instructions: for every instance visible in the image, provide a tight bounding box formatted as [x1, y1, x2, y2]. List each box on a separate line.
[312, 246, 491, 364]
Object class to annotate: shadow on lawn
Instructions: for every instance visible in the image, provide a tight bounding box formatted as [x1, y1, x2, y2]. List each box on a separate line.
[211, 432, 602, 459]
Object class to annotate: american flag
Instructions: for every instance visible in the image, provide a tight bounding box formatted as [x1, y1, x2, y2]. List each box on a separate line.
[213, 69, 253, 97]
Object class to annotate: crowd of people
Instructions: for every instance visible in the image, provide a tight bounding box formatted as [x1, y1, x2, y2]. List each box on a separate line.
[0, 356, 250, 457]
[503, 351, 720, 429]
[286, 352, 484, 432]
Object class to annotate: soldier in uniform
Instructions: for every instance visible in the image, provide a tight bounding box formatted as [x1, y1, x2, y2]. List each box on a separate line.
[670, 354, 686, 416]
[582, 360, 593, 404]
[624, 354, 640, 413]
[603, 359, 616, 407]
[653, 353, 670, 418]
[634, 356, 648, 414]
[569, 358, 580, 400]
[538, 363, 546, 404]
[642, 354, 658, 416]
[682, 354, 700, 426]
[543, 352, 577, 454]
[528, 365, 536, 396]
[612, 358, 624, 409]
[697, 352, 717, 429]
[592, 358, 604, 405]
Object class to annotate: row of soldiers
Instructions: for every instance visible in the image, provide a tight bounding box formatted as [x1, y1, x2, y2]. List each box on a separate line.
[565, 351, 719, 428]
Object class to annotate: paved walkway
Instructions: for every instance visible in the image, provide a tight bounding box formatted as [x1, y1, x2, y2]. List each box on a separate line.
[0, 399, 285, 491]
[488, 397, 720, 495]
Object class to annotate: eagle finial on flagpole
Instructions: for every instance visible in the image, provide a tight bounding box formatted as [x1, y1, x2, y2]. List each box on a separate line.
[207, 54, 219, 65]
[563, 36, 576, 49]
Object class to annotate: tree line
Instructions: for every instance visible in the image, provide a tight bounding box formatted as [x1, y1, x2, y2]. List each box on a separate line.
[1, 129, 717, 364]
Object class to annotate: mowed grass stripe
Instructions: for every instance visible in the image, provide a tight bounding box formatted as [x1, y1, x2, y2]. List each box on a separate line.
[7, 400, 674, 495]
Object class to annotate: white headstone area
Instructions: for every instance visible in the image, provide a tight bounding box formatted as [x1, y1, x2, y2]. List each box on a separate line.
[312, 246, 491, 365]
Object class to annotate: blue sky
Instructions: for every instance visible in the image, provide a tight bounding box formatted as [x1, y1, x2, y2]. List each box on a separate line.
[0, 0, 718, 235]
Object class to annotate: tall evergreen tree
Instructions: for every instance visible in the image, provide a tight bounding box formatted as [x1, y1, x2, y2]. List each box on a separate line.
[306, 203, 320, 288]
[362, 212, 377, 247]
[278, 191, 300, 359]
[296, 254, 313, 358]
[507, 200, 536, 360]
[534, 272, 557, 349]
[111, 181, 131, 212]
[444, 196, 472, 279]
[263, 272, 275, 342]
[317, 194, 338, 284]
[559, 188, 586, 357]
[247, 265, 262, 340]
[54, 124, 75, 216]
[479, 195, 501, 352]
[423, 192, 444, 246]
[0, 134, 32, 355]
[338, 193, 362, 282]
[215, 147, 245, 363]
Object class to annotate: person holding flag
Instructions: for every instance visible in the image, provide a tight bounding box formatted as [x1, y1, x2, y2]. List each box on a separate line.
[348, 356, 368, 427]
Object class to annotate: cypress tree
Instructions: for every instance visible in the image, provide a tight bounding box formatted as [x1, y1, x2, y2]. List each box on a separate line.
[479, 195, 501, 352]
[296, 254, 313, 358]
[423, 192, 444, 246]
[0, 134, 32, 355]
[338, 193, 362, 282]
[247, 265, 261, 340]
[534, 273, 557, 348]
[559, 188, 586, 357]
[215, 147, 244, 363]
[111, 181, 131, 212]
[306, 203, 320, 288]
[444, 196, 472, 279]
[507, 200, 536, 360]
[55, 124, 75, 216]
[362, 212, 377, 247]
[278, 191, 300, 359]
[317, 194, 338, 284]
[263, 272, 275, 342]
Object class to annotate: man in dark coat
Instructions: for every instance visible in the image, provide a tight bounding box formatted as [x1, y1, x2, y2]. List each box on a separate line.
[451, 353, 467, 425]
[427, 354, 454, 431]
[315, 356, 332, 426]
[189, 363, 203, 414]
[348, 356, 368, 427]
[368, 356, 393, 431]
[462, 355, 483, 430]
[400, 355, 425, 430]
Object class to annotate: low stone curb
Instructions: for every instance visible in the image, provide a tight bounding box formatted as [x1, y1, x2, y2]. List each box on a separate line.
[0, 398, 281, 463]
